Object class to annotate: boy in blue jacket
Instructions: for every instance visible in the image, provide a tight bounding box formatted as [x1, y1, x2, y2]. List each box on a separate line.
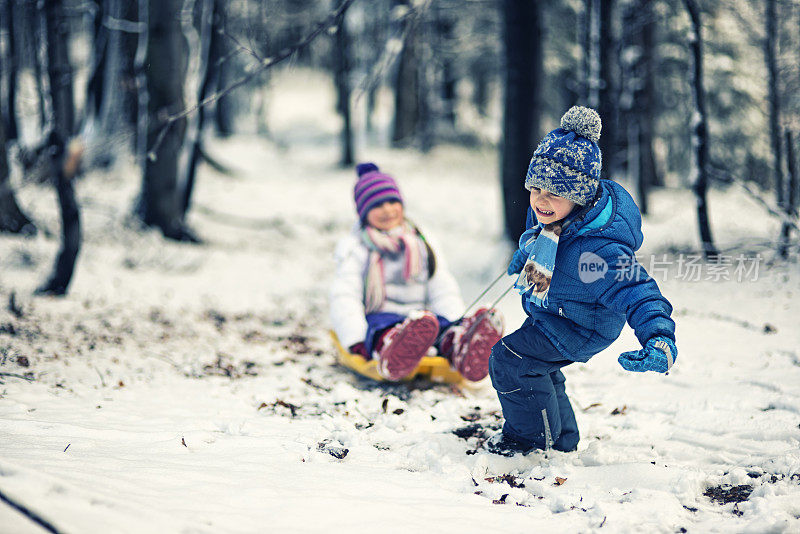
[487, 106, 677, 456]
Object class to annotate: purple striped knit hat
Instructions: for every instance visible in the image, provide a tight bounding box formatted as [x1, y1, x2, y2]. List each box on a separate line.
[353, 162, 403, 222]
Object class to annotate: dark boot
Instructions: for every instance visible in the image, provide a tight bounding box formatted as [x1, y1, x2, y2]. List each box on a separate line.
[485, 431, 534, 457]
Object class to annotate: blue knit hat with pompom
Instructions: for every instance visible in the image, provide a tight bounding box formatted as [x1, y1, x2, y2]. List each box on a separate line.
[525, 106, 602, 205]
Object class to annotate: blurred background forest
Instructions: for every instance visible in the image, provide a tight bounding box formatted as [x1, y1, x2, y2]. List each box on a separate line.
[0, 0, 799, 296]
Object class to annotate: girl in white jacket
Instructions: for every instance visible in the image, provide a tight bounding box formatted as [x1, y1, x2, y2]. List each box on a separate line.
[329, 163, 503, 381]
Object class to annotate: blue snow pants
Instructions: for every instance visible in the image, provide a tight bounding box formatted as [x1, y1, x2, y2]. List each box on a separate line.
[488, 318, 580, 452]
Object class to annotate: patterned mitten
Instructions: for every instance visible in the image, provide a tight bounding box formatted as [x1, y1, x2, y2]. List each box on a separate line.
[618, 336, 677, 373]
[507, 249, 527, 275]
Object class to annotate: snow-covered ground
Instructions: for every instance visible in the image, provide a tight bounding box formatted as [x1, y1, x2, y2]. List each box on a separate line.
[1, 69, 799, 533]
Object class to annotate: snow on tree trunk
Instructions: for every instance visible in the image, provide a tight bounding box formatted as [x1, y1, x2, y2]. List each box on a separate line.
[500, 0, 542, 242]
[682, 0, 717, 260]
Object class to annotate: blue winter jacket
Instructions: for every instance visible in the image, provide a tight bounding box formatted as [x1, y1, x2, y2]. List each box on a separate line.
[515, 179, 675, 363]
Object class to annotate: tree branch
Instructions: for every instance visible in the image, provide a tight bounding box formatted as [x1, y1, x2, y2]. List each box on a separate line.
[218, 26, 264, 63]
[148, 0, 357, 160]
[353, 1, 428, 103]
[710, 167, 800, 232]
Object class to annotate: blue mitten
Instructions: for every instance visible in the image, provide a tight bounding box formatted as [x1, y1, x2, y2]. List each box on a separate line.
[507, 249, 527, 275]
[618, 336, 677, 373]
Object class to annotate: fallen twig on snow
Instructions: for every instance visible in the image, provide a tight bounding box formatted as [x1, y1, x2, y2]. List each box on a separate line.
[0, 487, 62, 533]
[7, 292, 23, 319]
[0, 372, 34, 381]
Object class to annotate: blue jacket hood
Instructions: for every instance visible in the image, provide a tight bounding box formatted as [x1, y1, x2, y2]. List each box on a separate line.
[526, 179, 644, 251]
[567, 180, 643, 250]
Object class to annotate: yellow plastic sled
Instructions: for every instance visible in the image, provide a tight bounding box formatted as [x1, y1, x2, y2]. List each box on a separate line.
[329, 331, 464, 384]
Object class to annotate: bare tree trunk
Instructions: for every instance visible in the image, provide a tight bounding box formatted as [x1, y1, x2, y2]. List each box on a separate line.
[639, 0, 660, 188]
[213, 4, 235, 137]
[622, 0, 660, 214]
[766, 0, 788, 258]
[115, 0, 140, 133]
[392, 0, 420, 147]
[436, 7, 456, 128]
[85, 0, 107, 120]
[98, 0, 135, 137]
[139, 0, 192, 241]
[44, 0, 74, 136]
[38, 0, 82, 296]
[683, 0, 717, 259]
[470, 55, 491, 117]
[2, 0, 20, 141]
[334, 8, 354, 167]
[501, 0, 542, 242]
[784, 130, 797, 253]
[0, 105, 35, 235]
[26, 0, 47, 131]
[584, 0, 600, 106]
[598, 0, 617, 179]
[363, 0, 386, 134]
[619, 2, 638, 207]
[417, 23, 434, 152]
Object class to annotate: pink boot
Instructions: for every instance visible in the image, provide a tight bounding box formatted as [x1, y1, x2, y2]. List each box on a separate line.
[375, 312, 439, 381]
[451, 308, 504, 381]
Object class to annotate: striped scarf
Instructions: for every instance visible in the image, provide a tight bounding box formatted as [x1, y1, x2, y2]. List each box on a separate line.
[514, 223, 562, 308]
[361, 221, 425, 314]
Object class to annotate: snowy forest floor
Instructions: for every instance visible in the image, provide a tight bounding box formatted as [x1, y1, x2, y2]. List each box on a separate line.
[2, 72, 800, 533]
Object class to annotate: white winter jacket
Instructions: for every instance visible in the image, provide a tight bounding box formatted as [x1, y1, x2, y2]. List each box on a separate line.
[329, 223, 464, 349]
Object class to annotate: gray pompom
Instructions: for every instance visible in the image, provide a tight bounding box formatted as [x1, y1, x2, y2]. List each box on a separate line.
[560, 106, 601, 143]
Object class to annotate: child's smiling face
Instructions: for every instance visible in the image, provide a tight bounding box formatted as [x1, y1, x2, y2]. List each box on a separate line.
[366, 200, 404, 231]
[530, 187, 577, 224]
